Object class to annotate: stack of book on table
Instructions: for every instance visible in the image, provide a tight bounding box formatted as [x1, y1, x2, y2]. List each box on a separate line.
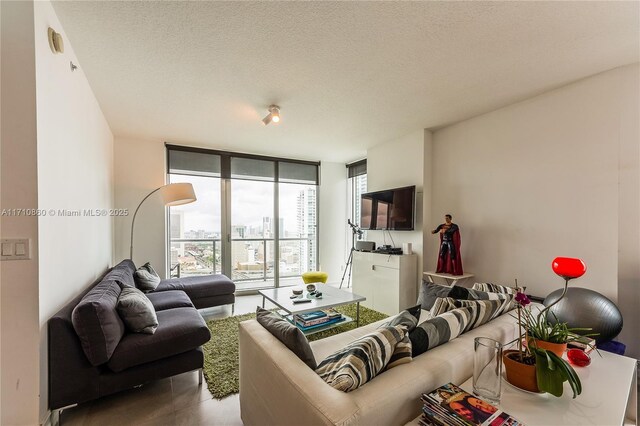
[293, 308, 345, 331]
[567, 333, 596, 353]
[420, 383, 523, 426]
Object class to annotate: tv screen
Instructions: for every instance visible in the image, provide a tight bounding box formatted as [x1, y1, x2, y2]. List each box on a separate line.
[360, 185, 415, 230]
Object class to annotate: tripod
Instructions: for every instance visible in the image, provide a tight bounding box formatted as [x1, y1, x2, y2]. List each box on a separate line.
[340, 219, 362, 289]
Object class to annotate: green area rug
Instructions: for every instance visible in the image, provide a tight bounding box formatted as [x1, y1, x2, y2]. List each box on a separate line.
[202, 304, 388, 399]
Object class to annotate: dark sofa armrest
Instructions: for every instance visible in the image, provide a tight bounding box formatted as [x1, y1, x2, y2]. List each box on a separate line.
[48, 315, 101, 409]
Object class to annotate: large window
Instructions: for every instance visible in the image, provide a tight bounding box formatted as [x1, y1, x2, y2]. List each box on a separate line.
[167, 145, 319, 290]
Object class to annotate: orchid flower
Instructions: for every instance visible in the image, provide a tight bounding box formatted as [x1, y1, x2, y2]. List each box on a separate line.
[515, 291, 530, 307]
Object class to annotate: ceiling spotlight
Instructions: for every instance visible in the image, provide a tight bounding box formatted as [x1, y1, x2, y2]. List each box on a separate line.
[262, 105, 281, 125]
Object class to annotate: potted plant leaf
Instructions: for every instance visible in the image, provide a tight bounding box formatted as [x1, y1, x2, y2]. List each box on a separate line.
[503, 257, 594, 398]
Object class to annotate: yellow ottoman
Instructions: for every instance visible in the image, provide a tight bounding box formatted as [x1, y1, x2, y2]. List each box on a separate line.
[302, 271, 328, 284]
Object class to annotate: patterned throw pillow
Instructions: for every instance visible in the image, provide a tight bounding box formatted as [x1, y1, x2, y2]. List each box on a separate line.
[419, 280, 514, 310]
[379, 308, 420, 370]
[409, 300, 505, 357]
[430, 296, 515, 320]
[386, 333, 412, 370]
[316, 325, 407, 392]
[472, 282, 522, 295]
[134, 262, 161, 292]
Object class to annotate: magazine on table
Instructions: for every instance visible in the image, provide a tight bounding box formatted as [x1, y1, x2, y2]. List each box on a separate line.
[421, 383, 524, 426]
[296, 308, 342, 322]
[295, 316, 345, 331]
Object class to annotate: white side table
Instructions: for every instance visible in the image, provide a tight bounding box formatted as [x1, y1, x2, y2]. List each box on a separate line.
[406, 350, 637, 425]
[423, 271, 474, 287]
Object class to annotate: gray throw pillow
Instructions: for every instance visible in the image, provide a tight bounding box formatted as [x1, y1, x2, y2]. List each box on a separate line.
[384, 309, 419, 331]
[117, 287, 159, 334]
[134, 262, 161, 292]
[256, 307, 317, 369]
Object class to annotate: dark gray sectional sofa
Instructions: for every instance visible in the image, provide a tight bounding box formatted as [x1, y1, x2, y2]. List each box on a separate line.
[48, 259, 235, 413]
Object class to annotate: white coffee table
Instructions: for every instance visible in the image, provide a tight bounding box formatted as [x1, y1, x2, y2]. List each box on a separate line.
[259, 285, 366, 335]
[406, 350, 637, 425]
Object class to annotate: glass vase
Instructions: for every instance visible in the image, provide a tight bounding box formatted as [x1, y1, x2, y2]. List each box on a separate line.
[473, 337, 503, 403]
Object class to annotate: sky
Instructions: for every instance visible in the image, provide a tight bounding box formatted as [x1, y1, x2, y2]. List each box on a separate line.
[169, 174, 314, 235]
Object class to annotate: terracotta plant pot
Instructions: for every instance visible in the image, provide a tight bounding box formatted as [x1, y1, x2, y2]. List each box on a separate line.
[530, 339, 567, 357]
[503, 350, 539, 393]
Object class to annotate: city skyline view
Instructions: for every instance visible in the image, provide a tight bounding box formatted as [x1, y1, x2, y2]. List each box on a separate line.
[169, 173, 317, 288]
[169, 175, 315, 237]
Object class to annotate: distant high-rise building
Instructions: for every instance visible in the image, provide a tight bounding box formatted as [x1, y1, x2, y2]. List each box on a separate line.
[232, 225, 246, 239]
[262, 216, 273, 238]
[170, 211, 185, 257]
[354, 174, 367, 226]
[296, 187, 317, 272]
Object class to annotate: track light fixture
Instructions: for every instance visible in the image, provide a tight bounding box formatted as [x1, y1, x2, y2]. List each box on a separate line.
[262, 105, 281, 126]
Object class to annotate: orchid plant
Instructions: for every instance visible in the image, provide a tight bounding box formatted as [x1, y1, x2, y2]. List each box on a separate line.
[508, 259, 592, 399]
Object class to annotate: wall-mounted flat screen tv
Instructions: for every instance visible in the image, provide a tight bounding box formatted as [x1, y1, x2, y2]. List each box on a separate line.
[360, 185, 415, 231]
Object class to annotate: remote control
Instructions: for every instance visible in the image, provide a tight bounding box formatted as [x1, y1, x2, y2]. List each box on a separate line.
[292, 298, 312, 304]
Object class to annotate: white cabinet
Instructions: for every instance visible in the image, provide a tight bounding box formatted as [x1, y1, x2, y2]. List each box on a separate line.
[352, 252, 418, 316]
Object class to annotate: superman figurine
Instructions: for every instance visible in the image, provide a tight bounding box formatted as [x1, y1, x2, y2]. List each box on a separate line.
[432, 214, 463, 275]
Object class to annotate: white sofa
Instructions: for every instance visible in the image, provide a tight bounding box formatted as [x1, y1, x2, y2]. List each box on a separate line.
[239, 311, 520, 426]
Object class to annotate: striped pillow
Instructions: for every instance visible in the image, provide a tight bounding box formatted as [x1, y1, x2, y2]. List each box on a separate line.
[409, 300, 504, 357]
[472, 282, 522, 295]
[419, 281, 512, 310]
[381, 311, 417, 370]
[430, 296, 515, 319]
[386, 333, 412, 370]
[316, 325, 407, 392]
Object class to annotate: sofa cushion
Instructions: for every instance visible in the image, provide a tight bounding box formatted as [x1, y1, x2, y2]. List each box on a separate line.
[409, 300, 505, 357]
[315, 324, 407, 392]
[107, 307, 211, 372]
[155, 274, 235, 300]
[116, 287, 159, 334]
[146, 290, 193, 311]
[134, 262, 161, 292]
[103, 259, 137, 288]
[72, 279, 125, 366]
[419, 281, 513, 310]
[256, 307, 317, 369]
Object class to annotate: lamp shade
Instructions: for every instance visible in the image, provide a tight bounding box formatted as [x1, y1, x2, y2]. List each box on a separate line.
[160, 183, 196, 206]
[552, 257, 586, 280]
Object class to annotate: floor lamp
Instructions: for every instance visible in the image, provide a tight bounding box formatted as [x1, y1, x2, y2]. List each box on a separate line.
[130, 182, 197, 259]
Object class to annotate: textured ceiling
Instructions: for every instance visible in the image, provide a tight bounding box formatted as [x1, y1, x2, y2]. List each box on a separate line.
[51, 1, 639, 162]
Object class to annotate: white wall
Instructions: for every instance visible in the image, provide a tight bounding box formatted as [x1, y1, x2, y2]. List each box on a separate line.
[33, 1, 115, 421]
[0, 2, 114, 423]
[431, 64, 639, 357]
[1, 2, 41, 424]
[114, 137, 167, 275]
[318, 162, 348, 283]
[367, 129, 429, 287]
